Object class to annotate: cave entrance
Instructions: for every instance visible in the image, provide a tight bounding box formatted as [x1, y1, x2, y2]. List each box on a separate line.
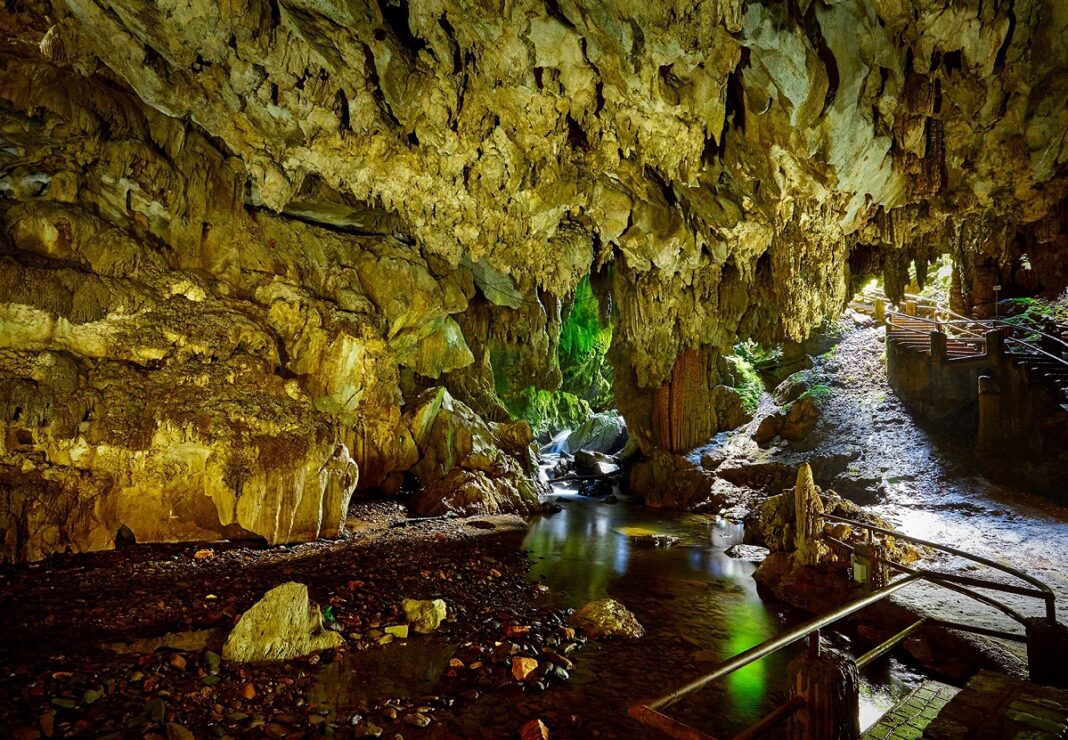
[498, 274, 617, 448]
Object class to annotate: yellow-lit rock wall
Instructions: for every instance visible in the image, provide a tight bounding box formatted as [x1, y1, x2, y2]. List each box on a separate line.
[1, 0, 1066, 558]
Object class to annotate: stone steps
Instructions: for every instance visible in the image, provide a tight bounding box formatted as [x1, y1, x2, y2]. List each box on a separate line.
[862, 680, 961, 740]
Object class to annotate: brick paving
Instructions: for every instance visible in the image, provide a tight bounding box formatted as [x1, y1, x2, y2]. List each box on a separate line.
[863, 680, 961, 740]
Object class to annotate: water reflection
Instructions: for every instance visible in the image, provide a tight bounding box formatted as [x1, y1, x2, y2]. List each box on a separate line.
[309, 641, 456, 720]
[524, 495, 918, 734]
[307, 493, 918, 735]
[524, 497, 787, 731]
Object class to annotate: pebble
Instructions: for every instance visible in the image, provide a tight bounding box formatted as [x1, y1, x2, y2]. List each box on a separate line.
[512, 657, 539, 681]
[520, 719, 550, 740]
[145, 698, 167, 722]
[403, 713, 431, 728]
[353, 720, 383, 737]
[240, 682, 256, 700]
[263, 723, 288, 738]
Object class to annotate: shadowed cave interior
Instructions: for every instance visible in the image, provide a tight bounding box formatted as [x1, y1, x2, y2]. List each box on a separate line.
[2, 1, 1068, 738]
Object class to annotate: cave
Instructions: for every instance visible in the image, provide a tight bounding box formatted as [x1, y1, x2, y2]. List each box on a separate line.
[2, 1, 1068, 737]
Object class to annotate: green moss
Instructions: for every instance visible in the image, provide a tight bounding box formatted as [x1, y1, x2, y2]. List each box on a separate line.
[796, 383, 832, 405]
[504, 387, 592, 437]
[492, 276, 617, 433]
[722, 354, 764, 413]
[558, 276, 614, 408]
[733, 340, 784, 373]
[999, 296, 1068, 342]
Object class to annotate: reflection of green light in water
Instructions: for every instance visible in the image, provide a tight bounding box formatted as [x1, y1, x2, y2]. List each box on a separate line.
[724, 600, 774, 719]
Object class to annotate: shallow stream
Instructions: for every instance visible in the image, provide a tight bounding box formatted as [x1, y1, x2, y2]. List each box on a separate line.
[311, 482, 921, 737]
[518, 486, 921, 735]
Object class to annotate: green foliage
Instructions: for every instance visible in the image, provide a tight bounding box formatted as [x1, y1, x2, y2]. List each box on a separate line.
[796, 383, 832, 405]
[1001, 296, 1068, 322]
[721, 354, 764, 413]
[505, 387, 593, 437]
[558, 276, 614, 409]
[492, 276, 614, 433]
[733, 340, 783, 372]
[999, 295, 1068, 342]
[914, 255, 953, 303]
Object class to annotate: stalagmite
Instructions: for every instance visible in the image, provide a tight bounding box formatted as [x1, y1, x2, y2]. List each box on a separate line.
[794, 463, 828, 567]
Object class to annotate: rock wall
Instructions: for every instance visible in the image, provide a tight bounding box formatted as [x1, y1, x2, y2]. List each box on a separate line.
[2, 0, 1067, 557]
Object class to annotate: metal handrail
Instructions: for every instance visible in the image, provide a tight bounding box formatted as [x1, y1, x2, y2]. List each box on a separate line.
[642, 575, 923, 713]
[995, 318, 1068, 353]
[887, 309, 1068, 371]
[822, 512, 1056, 622]
[886, 310, 987, 341]
[631, 514, 1059, 738]
[873, 287, 1068, 363]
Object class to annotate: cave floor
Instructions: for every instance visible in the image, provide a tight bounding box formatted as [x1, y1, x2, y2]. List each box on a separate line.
[3, 325, 1067, 739]
[0, 504, 584, 738]
[701, 323, 1068, 672]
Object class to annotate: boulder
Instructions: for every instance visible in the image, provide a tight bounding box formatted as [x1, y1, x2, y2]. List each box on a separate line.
[752, 414, 784, 445]
[781, 397, 822, 441]
[629, 451, 738, 511]
[773, 370, 815, 406]
[568, 598, 644, 639]
[409, 469, 541, 517]
[222, 582, 344, 662]
[565, 413, 627, 454]
[405, 388, 547, 516]
[725, 544, 769, 561]
[712, 385, 754, 430]
[573, 450, 619, 476]
[402, 598, 448, 633]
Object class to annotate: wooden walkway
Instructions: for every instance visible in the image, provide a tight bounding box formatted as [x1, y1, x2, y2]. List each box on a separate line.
[866, 670, 1068, 740]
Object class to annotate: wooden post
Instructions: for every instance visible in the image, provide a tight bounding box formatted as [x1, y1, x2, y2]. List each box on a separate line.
[1025, 617, 1068, 688]
[931, 330, 947, 365]
[851, 541, 889, 591]
[984, 327, 1004, 359]
[904, 300, 917, 317]
[785, 646, 860, 740]
[873, 299, 886, 324]
[977, 375, 1001, 453]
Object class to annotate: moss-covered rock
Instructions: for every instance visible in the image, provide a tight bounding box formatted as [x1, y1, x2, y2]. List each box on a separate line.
[222, 583, 344, 663]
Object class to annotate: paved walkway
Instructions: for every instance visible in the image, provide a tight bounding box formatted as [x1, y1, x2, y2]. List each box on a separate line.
[863, 680, 960, 740]
[925, 670, 1068, 739]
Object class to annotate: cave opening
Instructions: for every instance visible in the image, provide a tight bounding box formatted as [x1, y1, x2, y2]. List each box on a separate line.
[1, 4, 1067, 738]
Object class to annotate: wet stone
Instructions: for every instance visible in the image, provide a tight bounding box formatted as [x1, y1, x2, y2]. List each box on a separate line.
[403, 713, 431, 728]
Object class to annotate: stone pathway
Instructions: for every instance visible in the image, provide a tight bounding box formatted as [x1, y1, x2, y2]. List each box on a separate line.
[863, 680, 960, 739]
[924, 670, 1068, 739]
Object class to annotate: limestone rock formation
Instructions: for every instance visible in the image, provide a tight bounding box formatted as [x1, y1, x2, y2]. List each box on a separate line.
[401, 597, 448, 634]
[564, 412, 627, 454]
[2, 0, 1067, 552]
[405, 387, 546, 516]
[222, 582, 344, 663]
[569, 598, 645, 639]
